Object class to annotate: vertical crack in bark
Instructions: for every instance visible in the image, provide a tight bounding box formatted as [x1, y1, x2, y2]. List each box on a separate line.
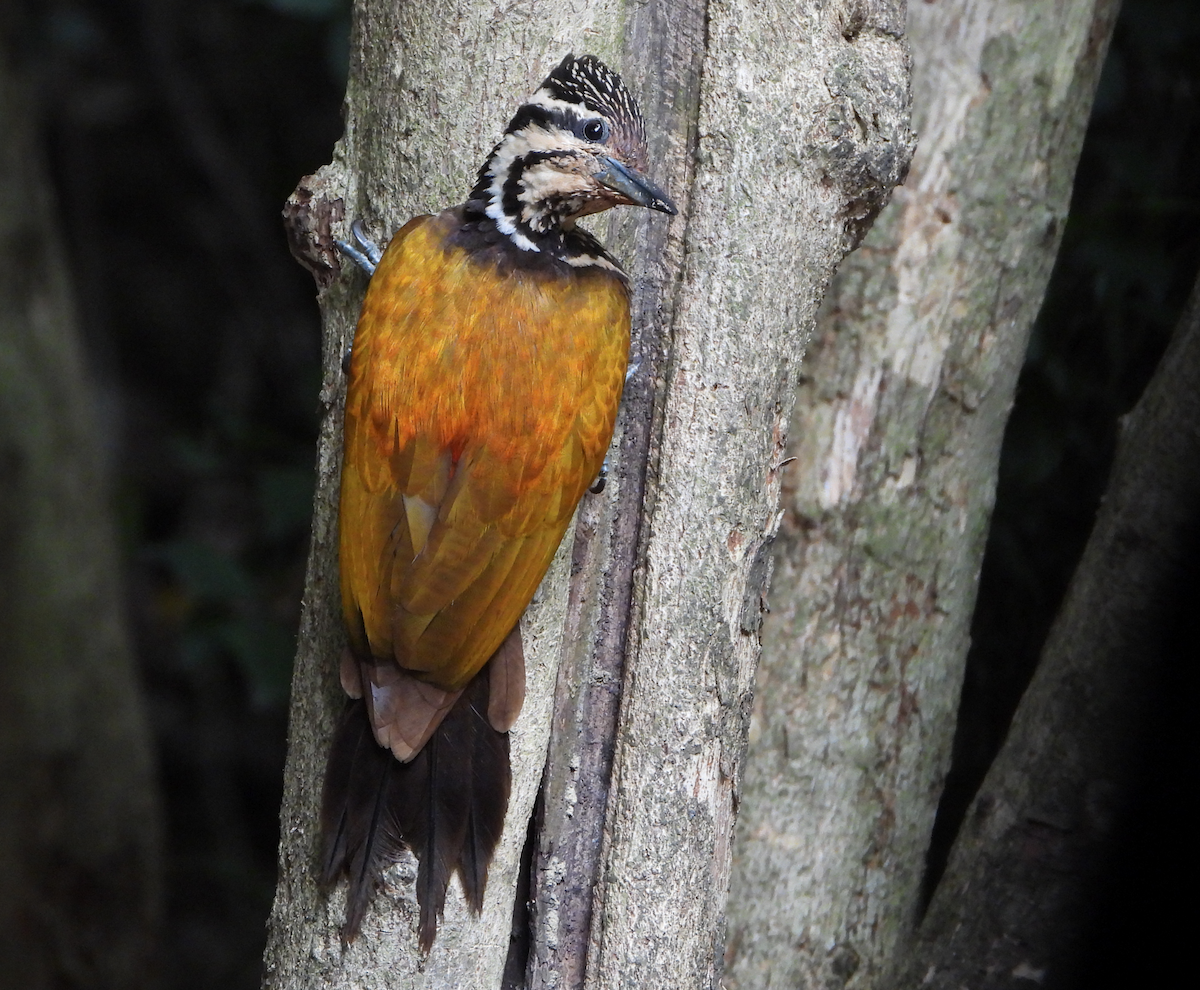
[525, 3, 709, 986]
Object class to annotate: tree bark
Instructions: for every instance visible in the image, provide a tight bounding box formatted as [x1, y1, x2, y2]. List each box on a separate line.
[573, 5, 911, 988]
[724, 1, 1120, 988]
[0, 37, 163, 990]
[893, 267, 1200, 987]
[263, 2, 911, 987]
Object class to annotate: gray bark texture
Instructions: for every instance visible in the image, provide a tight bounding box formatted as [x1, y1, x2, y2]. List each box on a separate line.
[0, 39, 163, 990]
[263, 2, 911, 988]
[896, 272, 1200, 988]
[723, 1, 1119, 988]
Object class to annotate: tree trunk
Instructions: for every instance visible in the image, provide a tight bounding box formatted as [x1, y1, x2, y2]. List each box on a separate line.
[263, 2, 911, 987]
[894, 267, 1200, 987]
[0, 36, 163, 990]
[723, 1, 1119, 988]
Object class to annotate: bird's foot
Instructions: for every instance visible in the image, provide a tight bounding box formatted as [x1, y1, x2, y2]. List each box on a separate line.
[336, 219, 384, 277]
[589, 451, 612, 494]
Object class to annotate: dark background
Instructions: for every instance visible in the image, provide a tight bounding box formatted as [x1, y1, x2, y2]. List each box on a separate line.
[6, 0, 1199, 985]
[928, 5, 1200, 985]
[11, 1, 349, 984]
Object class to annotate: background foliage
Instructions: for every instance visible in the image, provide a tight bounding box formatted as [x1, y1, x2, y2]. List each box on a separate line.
[8, 0, 1197, 985]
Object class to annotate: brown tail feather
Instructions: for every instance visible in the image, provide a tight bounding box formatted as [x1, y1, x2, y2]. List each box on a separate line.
[319, 663, 511, 949]
[458, 717, 510, 911]
[486, 625, 525, 731]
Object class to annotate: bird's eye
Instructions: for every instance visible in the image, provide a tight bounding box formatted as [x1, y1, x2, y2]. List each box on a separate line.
[580, 118, 609, 143]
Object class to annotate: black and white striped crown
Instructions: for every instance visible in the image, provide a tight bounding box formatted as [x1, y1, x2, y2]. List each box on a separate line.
[542, 55, 643, 132]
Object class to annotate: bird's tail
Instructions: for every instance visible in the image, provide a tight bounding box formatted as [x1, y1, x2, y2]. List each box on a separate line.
[318, 662, 511, 950]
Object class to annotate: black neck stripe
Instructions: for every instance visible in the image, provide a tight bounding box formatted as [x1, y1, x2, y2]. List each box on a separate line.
[500, 150, 572, 232]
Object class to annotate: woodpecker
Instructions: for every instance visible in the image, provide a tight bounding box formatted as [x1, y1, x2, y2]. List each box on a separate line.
[319, 54, 675, 950]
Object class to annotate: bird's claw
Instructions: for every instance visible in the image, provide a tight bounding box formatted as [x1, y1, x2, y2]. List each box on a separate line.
[589, 452, 612, 494]
[336, 219, 384, 277]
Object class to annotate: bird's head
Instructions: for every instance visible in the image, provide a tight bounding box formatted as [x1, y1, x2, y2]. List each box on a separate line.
[469, 54, 676, 254]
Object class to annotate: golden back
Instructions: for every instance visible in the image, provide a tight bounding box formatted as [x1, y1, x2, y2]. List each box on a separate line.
[339, 210, 630, 691]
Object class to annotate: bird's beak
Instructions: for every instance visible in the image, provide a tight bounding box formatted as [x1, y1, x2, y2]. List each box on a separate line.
[595, 156, 677, 215]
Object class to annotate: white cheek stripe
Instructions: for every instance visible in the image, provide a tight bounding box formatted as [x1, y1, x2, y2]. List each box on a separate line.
[475, 108, 627, 271]
[483, 133, 541, 253]
[482, 124, 594, 253]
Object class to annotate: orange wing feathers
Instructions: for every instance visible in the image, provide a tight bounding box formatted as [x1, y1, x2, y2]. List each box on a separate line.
[339, 210, 630, 695]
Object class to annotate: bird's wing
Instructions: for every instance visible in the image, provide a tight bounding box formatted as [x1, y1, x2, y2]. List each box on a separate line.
[338, 211, 629, 756]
